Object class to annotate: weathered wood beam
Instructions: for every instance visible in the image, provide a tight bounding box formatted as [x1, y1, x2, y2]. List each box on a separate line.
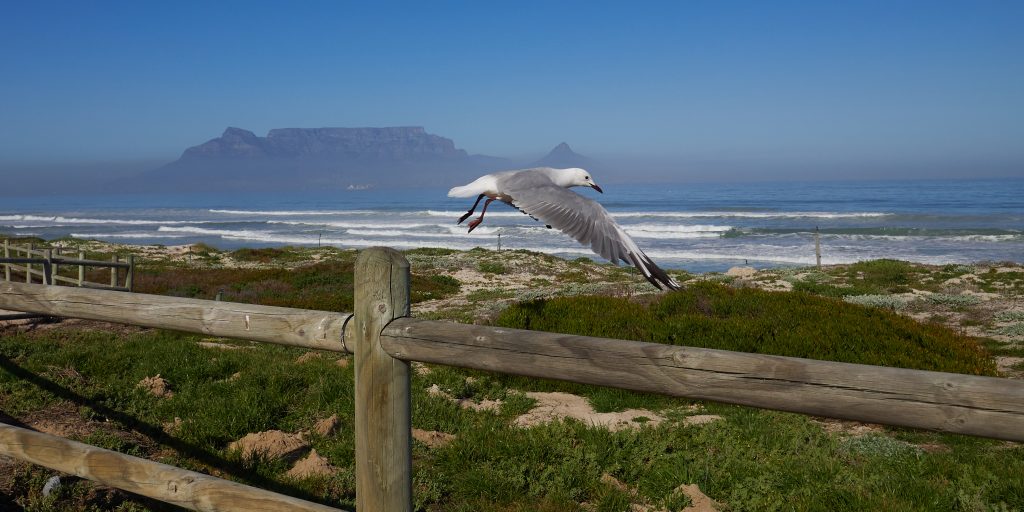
[381, 318, 1024, 442]
[0, 422, 343, 512]
[0, 281, 349, 352]
[354, 247, 412, 511]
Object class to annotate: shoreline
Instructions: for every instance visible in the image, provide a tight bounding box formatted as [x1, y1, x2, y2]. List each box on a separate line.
[2, 238, 1021, 377]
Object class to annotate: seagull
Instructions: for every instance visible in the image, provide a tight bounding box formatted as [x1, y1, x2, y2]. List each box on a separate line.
[448, 167, 680, 290]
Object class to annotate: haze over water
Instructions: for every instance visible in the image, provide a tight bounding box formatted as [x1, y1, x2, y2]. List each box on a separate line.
[3, 178, 1020, 274]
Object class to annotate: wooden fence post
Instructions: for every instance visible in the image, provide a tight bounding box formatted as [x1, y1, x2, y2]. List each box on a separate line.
[51, 247, 59, 285]
[78, 251, 85, 286]
[111, 254, 119, 288]
[353, 247, 412, 512]
[26, 243, 33, 284]
[815, 226, 821, 270]
[126, 254, 135, 292]
[3, 240, 9, 282]
[44, 248, 53, 285]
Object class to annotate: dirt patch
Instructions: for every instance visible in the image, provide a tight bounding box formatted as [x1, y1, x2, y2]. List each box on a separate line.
[295, 351, 323, 364]
[514, 392, 664, 431]
[22, 402, 97, 439]
[229, 430, 309, 462]
[997, 356, 1024, 378]
[312, 414, 341, 437]
[137, 375, 173, 398]
[676, 483, 720, 512]
[682, 415, 722, 426]
[285, 449, 337, 479]
[725, 266, 757, 278]
[814, 418, 885, 437]
[412, 428, 456, 448]
[162, 417, 184, 434]
[196, 340, 252, 350]
[427, 384, 503, 412]
[596, 474, 720, 511]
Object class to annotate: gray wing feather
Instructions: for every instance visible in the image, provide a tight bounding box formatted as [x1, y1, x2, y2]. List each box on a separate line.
[499, 177, 679, 290]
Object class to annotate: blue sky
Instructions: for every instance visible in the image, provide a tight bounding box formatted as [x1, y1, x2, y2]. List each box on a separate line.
[1, 1, 1022, 180]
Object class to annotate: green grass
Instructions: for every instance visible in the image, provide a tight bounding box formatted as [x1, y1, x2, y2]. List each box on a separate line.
[2, 255, 1021, 511]
[133, 259, 460, 310]
[497, 282, 996, 376]
[229, 247, 313, 264]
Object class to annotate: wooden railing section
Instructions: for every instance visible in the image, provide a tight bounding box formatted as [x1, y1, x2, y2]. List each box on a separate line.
[0, 247, 1022, 511]
[2, 239, 135, 291]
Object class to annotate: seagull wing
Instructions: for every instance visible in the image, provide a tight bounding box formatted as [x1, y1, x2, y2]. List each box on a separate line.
[501, 178, 679, 290]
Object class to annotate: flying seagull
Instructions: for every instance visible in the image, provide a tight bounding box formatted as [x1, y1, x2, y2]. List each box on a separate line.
[448, 167, 680, 290]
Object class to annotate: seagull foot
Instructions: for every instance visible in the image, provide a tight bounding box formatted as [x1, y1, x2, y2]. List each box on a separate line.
[457, 211, 474, 224]
[467, 218, 483, 233]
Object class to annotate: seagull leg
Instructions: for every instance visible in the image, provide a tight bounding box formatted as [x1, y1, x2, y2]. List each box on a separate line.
[458, 194, 486, 225]
[467, 198, 496, 233]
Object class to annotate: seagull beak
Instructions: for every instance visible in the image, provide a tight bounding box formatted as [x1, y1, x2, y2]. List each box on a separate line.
[591, 183, 603, 194]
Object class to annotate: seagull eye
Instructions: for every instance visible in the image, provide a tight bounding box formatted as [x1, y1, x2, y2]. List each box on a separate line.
[585, 176, 590, 180]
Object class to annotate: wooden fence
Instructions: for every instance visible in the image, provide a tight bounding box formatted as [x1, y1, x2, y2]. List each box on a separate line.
[2, 240, 134, 291]
[0, 247, 1022, 511]
[1, 240, 134, 321]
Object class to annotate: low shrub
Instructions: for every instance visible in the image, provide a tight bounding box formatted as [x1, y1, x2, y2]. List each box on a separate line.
[924, 294, 981, 308]
[230, 247, 289, 263]
[845, 259, 919, 292]
[496, 282, 995, 376]
[135, 260, 460, 311]
[995, 311, 1024, 323]
[478, 261, 507, 274]
[844, 294, 910, 311]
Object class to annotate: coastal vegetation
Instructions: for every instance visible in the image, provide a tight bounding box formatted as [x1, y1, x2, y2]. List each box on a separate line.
[1, 241, 1022, 511]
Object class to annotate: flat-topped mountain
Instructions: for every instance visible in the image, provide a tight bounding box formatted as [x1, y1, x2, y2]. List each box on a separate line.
[132, 127, 594, 192]
[181, 126, 469, 161]
[138, 126, 504, 191]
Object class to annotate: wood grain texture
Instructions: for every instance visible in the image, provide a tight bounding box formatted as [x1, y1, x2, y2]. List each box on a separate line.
[382, 318, 1024, 442]
[354, 247, 412, 512]
[0, 422, 342, 512]
[0, 281, 349, 352]
[3, 239, 9, 281]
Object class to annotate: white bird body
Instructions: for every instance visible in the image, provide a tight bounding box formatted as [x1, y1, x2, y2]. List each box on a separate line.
[448, 167, 585, 199]
[448, 167, 680, 290]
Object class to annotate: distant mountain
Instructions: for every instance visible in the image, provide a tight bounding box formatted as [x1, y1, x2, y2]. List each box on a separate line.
[135, 126, 505, 192]
[531, 142, 592, 169]
[180, 126, 469, 161]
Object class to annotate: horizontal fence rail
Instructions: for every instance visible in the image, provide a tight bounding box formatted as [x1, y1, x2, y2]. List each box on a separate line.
[2, 245, 1024, 512]
[0, 422, 340, 512]
[381, 318, 1024, 442]
[2, 240, 134, 292]
[0, 281, 350, 352]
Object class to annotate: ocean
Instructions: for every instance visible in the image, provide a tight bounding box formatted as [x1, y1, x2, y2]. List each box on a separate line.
[2, 178, 1021, 273]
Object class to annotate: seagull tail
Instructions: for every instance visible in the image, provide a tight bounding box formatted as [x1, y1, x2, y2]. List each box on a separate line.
[630, 252, 681, 291]
[447, 184, 477, 198]
[449, 174, 498, 198]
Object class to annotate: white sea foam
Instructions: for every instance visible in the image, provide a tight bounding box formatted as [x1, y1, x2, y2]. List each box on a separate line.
[157, 226, 270, 238]
[71, 232, 188, 239]
[425, 210, 531, 218]
[625, 231, 723, 240]
[0, 215, 203, 225]
[210, 209, 376, 216]
[611, 211, 891, 219]
[623, 224, 731, 239]
[347, 226, 500, 237]
[424, 210, 891, 220]
[269, 220, 435, 229]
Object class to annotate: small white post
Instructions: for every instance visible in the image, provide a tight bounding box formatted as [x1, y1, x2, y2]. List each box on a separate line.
[815, 226, 821, 270]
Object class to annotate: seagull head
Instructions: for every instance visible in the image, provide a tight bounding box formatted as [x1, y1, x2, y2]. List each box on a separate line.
[563, 167, 603, 193]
